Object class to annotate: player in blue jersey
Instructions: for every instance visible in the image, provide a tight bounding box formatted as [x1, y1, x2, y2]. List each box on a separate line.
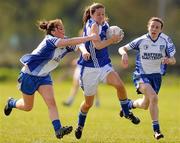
[118, 17, 176, 140]
[75, 3, 140, 139]
[4, 18, 98, 139]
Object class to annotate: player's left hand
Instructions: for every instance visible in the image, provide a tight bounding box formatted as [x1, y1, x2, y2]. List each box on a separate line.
[82, 51, 90, 61]
[121, 53, 129, 68]
[161, 57, 169, 64]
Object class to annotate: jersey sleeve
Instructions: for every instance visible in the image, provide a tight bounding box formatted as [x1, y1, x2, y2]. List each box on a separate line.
[47, 37, 60, 48]
[126, 37, 142, 51]
[165, 36, 176, 57]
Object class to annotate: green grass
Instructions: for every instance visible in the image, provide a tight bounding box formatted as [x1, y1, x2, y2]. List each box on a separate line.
[0, 77, 180, 143]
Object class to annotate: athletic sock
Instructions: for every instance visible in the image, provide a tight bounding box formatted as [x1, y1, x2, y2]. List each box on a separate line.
[78, 110, 87, 127]
[52, 119, 62, 132]
[128, 99, 135, 109]
[120, 99, 130, 116]
[152, 120, 160, 132]
[8, 99, 17, 108]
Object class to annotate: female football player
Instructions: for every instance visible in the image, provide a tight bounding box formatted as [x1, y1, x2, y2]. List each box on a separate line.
[75, 3, 140, 139]
[4, 18, 97, 139]
[118, 17, 176, 140]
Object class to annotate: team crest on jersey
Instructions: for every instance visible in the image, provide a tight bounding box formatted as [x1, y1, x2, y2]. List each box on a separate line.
[159, 45, 165, 51]
[143, 45, 148, 50]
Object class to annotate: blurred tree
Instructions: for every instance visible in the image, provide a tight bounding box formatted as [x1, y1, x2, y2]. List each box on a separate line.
[0, 0, 179, 71]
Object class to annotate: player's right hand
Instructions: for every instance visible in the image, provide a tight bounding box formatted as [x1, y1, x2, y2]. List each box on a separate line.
[111, 34, 123, 44]
[121, 53, 128, 68]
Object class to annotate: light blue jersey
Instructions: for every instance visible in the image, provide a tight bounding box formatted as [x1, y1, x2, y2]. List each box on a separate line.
[20, 35, 77, 76]
[77, 18, 111, 67]
[125, 33, 176, 75]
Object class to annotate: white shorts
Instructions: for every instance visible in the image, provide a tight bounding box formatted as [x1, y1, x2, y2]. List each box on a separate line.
[80, 64, 114, 96]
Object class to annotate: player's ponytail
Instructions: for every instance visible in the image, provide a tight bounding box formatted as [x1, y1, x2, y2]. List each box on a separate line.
[83, 6, 91, 25]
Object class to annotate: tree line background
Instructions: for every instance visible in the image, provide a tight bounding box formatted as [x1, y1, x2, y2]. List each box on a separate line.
[0, 0, 179, 75]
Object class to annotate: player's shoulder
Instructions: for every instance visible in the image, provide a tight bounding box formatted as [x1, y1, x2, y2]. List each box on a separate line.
[159, 33, 173, 44]
[88, 18, 96, 26]
[139, 34, 147, 40]
[45, 35, 61, 44]
[159, 32, 168, 38]
[46, 35, 58, 41]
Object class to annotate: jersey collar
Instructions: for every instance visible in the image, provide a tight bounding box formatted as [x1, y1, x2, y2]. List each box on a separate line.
[146, 33, 162, 43]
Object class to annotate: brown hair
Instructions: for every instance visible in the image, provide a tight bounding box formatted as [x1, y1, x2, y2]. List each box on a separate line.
[38, 19, 63, 35]
[83, 3, 106, 24]
[147, 17, 164, 29]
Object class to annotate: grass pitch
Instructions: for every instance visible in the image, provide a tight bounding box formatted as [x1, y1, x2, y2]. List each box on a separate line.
[0, 76, 180, 143]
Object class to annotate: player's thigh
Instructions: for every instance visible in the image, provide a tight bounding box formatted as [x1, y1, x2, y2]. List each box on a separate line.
[106, 71, 124, 86]
[38, 85, 55, 106]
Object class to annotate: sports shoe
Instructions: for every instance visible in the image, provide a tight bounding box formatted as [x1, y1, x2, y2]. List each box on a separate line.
[55, 126, 73, 139]
[4, 97, 14, 116]
[154, 131, 164, 140]
[75, 126, 83, 139]
[119, 110, 140, 124]
[62, 101, 72, 106]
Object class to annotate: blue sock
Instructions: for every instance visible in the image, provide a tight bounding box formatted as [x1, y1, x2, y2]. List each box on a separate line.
[8, 99, 17, 108]
[120, 99, 130, 116]
[128, 99, 135, 109]
[152, 120, 160, 132]
[78, 110, 87, 127]
[52, 119, 62, 132]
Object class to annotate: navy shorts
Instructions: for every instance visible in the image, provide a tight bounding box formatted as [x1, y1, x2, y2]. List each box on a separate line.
[133, 73, 162, 94]
[18, 72, 52, 95]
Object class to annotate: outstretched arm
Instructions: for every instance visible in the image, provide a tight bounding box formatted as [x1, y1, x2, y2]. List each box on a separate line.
[56, 34, 98, 48]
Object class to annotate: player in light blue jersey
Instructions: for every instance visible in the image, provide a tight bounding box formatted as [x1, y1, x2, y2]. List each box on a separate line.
[118, 17, 176, 140]
[4, 18, 98, 139]
[75, 3, 140, 139]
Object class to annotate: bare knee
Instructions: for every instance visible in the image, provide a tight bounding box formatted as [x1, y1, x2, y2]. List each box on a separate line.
[84, 102, 93, 109]
[150, 94, 158, 105]
[81, 102, 93, 111]
[141, 103, 149, 110]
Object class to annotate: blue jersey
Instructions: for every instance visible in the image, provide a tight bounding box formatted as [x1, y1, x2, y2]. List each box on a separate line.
[77, 18, 111, 67]
[20, 35, 77, 76]
[125, 33, 176, 75]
